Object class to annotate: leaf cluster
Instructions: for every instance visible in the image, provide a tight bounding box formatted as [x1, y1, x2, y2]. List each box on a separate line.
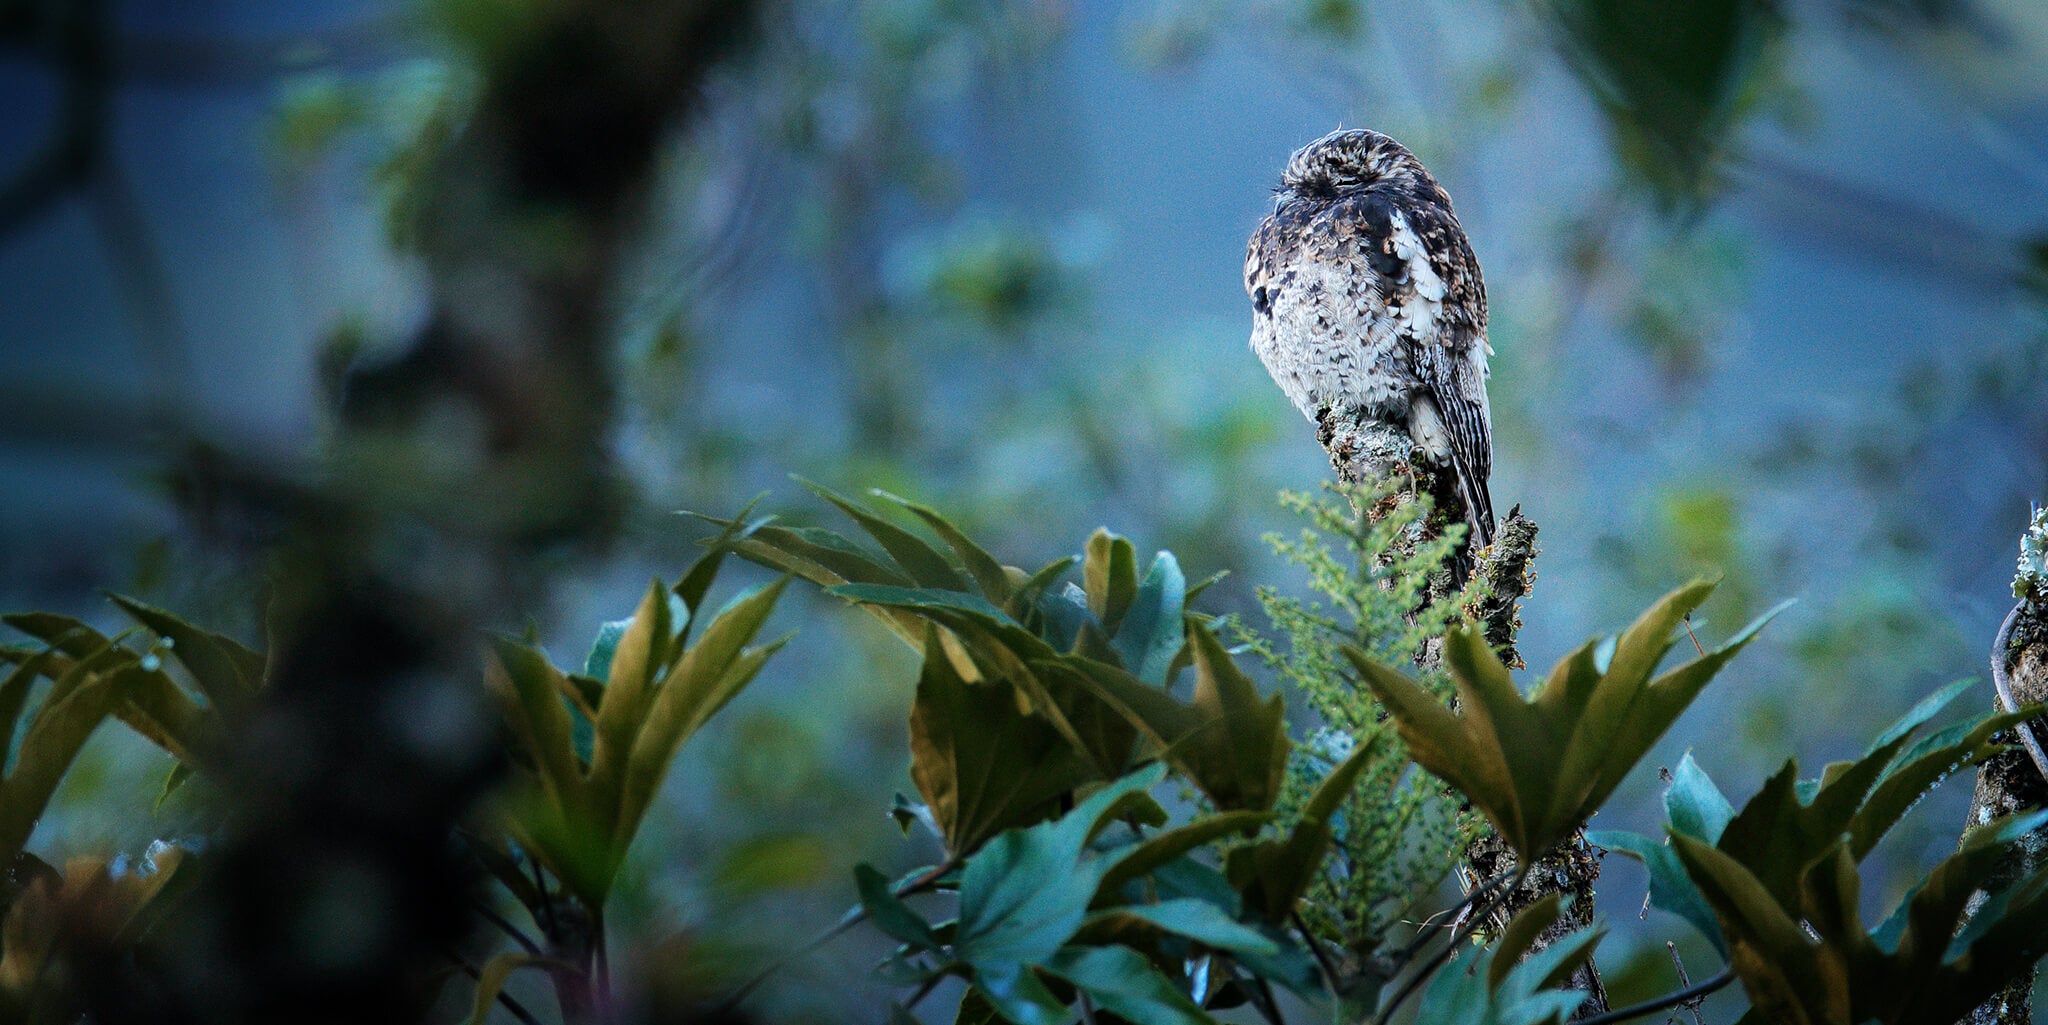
[1596, 678, 2048, 1025]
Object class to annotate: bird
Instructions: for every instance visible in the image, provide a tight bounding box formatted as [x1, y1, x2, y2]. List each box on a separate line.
[1245, 127, 1496, 568]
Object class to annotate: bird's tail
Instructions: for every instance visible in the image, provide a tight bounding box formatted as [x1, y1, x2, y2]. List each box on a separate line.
[1451, 458, 1494, 585]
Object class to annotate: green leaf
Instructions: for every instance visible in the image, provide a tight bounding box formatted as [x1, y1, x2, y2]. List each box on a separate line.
[972, 961, 1068, 1025]
[1352, 580, 1774, 860]
[829, 585, 1016, 626]
[953, 766, 1165, 966]
[1180, 622, 1288, 811]
[0, 641, 133, 863]
[1095, 810, 1270, 899]
[1490, 894, 1564, 991]
[802, 479, 969, 591]
[875, 490, 1014, 604]
[107, 592, 264, 704]
[1111, 552, 1187, 685]
[1045, 945, 1215, 1025]
[856, 863, 940, 950]
[613, 579, 787, 854]
[1664, 752, 1733, 843]
[1086, 898, 1279, 957]
[1587, 829, 1724, 954]
[909, 630, 1095, 857]
[582, 618, 630, 681]
[1082, 530, 1139, 637]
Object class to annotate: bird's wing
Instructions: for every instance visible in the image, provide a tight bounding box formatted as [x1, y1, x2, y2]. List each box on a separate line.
[1341, 190, 1496, 547]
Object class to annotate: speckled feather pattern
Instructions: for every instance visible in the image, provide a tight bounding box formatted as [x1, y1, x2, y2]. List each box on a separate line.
[1245, 128, 1496, 548]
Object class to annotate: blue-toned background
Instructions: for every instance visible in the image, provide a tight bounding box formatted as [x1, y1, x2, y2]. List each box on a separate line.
[3, 0, 2045, 1017]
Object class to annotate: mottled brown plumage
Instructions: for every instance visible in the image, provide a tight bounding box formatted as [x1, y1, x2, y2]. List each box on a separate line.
[1246, 128, 1495, 554]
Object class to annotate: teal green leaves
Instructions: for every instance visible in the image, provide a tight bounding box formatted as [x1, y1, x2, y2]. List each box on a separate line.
[1412, 896, 1603, 1025]
[1353, 578, 1782, 860]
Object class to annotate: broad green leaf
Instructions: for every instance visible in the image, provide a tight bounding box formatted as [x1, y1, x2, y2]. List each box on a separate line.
[1045, 944, 1215, 1025]
[972, 961, 1067, 1025]
[588, 580, 673, 827]
[1669, 833, 1840, 1023]
[613, 580, 787, 855]
[1586, 829, 1724, 954]
[1180, 622, 1288, 811]
[1490, 894, 1564, 991]
[0, 643, 132, 863]
[909, 630, 1093, 856]
[1095, 810, 1269, 899]
[1084, 898, 1279, 957]
[1849, 706, 2030, 859]
[675, 497, 768, 646]
[856, 863, 940, 950]
[953, 766, 1164, 966]
[488, 638, 588, 825]
[875, 490, 1013, 603]
[802, 479, 968, 591]
[829, 585, 1015, 627]
[0, 613, 108, 658]
[1110, 552, 1187, 685]
[107, 592, 263, 705]
[1665, 752, 1733, 843]
[582, 618, 630, 681]
[1353, 581, 1772, 860]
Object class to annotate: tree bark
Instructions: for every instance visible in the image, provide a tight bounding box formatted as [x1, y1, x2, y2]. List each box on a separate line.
[1959, 601, 2048, 1025]
[1317, 411, 1609, 1015]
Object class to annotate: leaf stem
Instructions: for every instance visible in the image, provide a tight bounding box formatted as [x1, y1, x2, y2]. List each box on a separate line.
[1291, 910, 1344, 998]
[1572, 968, 1733, 1025]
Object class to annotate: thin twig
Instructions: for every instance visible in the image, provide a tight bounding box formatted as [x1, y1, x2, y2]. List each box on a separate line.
[444, 947, 544, 1025]
[1372, 868, 1527, 1025]
[1573, 968, 1733, 1025]
[1680, 615, 1707, 658]
[476, 902, 544, 957]
[1391, 869, 1513, 963]
[1664, 942, 1705, 1025]
[1249, 974, 1289, 1025]
[1291, 910, 1344, 996]
[1991, 602, 2048, 785]
[902, 970, 945, 1014]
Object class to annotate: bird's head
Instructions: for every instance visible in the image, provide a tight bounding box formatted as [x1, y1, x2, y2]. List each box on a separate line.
[1277, 128, 1433, 200]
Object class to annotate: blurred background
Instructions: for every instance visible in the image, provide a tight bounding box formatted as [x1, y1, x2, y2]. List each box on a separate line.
[1, 0, 2045, 1019]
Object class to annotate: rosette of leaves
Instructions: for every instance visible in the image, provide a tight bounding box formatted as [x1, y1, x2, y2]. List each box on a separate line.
[0, 595, 260, 869]
[851, 764, 1323, 1025]
[1351, 577, 1785, 862]
[1595, 679, 2048, 1025]
[698, 484, 1292, 857]
[486, 534, 788, 911]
